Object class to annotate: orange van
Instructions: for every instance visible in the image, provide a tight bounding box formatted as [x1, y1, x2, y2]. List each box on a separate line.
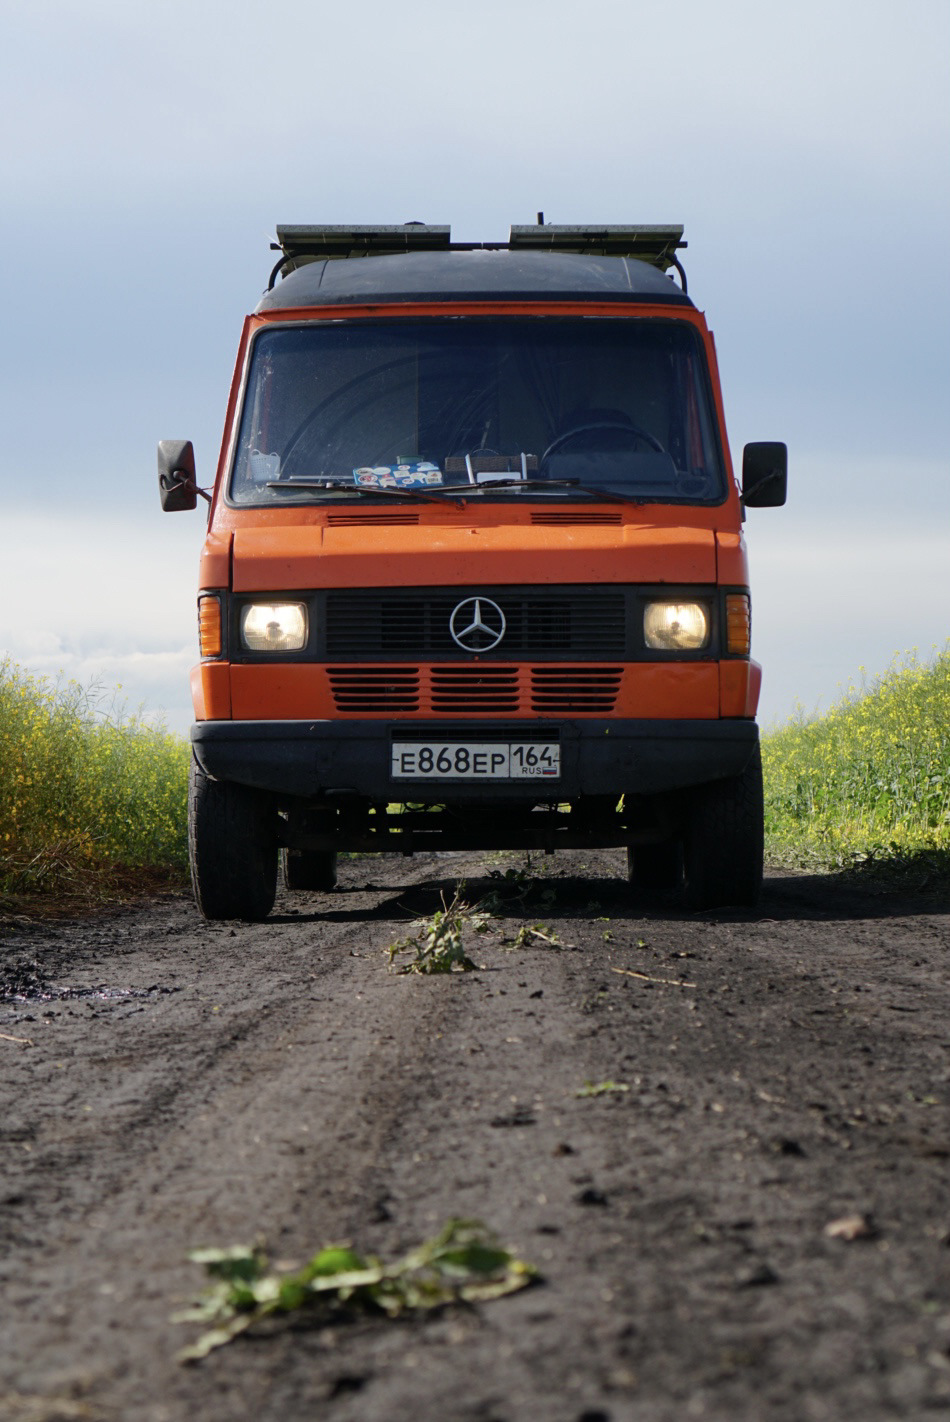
[159, 223, 786, 920]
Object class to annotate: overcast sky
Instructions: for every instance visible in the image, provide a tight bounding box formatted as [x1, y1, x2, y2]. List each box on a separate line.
[1, 0, 947, 732]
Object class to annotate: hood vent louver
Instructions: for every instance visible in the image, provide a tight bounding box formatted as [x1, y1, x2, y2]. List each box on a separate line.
[326, 511, 421, 528]
[530, 511, 623, 527]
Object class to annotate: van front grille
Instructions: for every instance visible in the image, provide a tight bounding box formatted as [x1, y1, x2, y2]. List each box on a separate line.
[326, 586, 626, 658]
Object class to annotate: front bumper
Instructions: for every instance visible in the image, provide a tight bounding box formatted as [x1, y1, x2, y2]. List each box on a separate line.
[191, 718, 759, 802]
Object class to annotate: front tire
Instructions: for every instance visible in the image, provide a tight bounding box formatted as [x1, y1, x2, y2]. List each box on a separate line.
[189, 756, 278, 921]
[681, 743, 764, 910]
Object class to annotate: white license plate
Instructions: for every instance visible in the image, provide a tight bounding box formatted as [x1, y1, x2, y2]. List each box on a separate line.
[391, 741, 560, 780]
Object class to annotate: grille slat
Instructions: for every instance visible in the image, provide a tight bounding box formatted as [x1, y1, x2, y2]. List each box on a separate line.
[431, 667, 520, 713]
[530, 668, 622, 713]
[327, 667, 420, 711]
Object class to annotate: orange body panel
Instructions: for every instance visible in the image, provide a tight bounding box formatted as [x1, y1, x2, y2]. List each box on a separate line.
[719, 659, 761, 718]
[199, 531, 231, 587]
[715, 530, 750, 585]
[230, 522, 717, 593]
[191, 662, 231, 721]
[228, 661, 721, 722]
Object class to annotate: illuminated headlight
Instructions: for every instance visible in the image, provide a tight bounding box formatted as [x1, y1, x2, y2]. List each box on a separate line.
[644, 601, 709, 651]
[240, 602, 308, 652]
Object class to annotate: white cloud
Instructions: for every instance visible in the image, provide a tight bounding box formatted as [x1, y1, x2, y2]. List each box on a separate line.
[749, 509, 950, 725]
[1, 508, 201, 732]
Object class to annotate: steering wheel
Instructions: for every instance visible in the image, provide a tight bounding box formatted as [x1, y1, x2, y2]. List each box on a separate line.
[541, 420, 665, 464]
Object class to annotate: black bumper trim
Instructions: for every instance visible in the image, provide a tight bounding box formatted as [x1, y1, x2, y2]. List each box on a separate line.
[191, 718, 758, 801]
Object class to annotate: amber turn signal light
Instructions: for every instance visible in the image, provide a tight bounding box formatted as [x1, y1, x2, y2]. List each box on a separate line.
[725, 594, 751, 655]
[198, 595, 223, 658]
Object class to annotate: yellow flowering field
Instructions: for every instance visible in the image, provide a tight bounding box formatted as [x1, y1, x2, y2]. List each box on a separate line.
[0, 657, 189, 904]
[763, 646, 950, 871]
[3, 646, 948, 907]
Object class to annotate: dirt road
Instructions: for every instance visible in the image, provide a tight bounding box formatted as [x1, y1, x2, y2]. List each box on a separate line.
[2, 851, 949, 1421]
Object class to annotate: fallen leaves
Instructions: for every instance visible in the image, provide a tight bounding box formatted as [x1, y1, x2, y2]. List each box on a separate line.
[175, 1220, 537, 1362]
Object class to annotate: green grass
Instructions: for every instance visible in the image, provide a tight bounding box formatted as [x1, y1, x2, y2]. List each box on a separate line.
[763, 646, 950, 880]
[0, 656, 189, 908]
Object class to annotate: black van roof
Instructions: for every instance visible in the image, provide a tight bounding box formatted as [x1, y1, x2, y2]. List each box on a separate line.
[256, 224, 693, 312]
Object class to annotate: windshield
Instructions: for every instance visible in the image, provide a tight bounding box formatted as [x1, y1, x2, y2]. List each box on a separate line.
[229, 317, 726, 505]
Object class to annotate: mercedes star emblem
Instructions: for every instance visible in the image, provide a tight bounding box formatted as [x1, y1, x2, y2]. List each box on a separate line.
[449, 596, 507, 652]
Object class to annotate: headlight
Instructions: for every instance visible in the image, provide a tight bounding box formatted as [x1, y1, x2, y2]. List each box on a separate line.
[240, 602, 308, 652]
[644, 601, 709, 651]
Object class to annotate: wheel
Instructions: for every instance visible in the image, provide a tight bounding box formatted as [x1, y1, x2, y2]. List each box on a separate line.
[282, 848, 338, 892]
[681, 744, 764, 910]
[188, 755, 278, 921]
[626, 839, 682, 904]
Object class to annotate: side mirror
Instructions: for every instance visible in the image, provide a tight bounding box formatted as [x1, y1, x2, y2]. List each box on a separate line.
[741, 442, 787, 507]
[158, 439, 199, 512]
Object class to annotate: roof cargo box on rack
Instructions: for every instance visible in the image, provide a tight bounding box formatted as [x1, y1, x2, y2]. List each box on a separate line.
[261, 223, 690, 310]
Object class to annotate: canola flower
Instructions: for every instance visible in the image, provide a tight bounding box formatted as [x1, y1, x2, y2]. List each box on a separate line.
[0, 656, 189, 900]
[762, 645, 950, 869]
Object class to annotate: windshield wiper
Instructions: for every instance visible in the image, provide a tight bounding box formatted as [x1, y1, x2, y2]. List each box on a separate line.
[265, 477, 649, 507]
[265, 479, 448, 505]
[470, 478, 646, 505]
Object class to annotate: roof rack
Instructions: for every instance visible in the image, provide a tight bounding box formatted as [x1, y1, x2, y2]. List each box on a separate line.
[270, 225, 451, 285]
[268, 222, 687, 290]
[508, 224, 684, 266]
[275, 224, 451, 260]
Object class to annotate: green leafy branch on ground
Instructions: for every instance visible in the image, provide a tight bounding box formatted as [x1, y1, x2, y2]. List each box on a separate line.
[386, 885, 566, 971]
[387, 886, 490, 973]
[175, 1219, 537, 1361]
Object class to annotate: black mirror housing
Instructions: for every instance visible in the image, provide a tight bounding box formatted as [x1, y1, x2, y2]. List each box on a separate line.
[741, 442, 787, 507]
[158, 439, 198, 512]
